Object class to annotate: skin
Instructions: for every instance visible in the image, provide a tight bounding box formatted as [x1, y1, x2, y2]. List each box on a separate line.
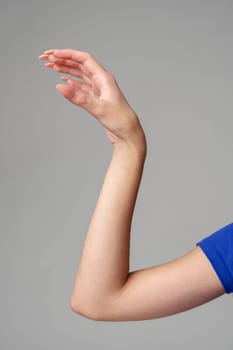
[38, 49, 225, 321]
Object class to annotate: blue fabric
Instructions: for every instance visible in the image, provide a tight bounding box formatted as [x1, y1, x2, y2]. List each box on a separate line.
[196, 222, 233, 294]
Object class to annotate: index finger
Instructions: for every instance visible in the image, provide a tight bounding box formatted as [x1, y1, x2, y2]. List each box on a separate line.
[48, 49, 108, 76]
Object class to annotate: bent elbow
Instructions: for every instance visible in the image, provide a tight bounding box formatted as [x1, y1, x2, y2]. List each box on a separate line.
[69, 297, 104, 321]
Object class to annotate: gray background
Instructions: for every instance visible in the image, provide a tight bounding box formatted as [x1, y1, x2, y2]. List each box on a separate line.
[0, 0, 232, 349]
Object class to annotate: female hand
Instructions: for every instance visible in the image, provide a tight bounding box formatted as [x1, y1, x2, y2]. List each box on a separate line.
[39, 48, 146, 147]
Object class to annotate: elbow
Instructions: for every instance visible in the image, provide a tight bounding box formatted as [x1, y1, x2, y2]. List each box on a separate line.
[69, 287, 123, 321]
[69, 296, 105, 321]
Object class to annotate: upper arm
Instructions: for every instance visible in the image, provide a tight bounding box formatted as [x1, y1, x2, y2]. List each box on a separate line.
[96, 246, 225, 321]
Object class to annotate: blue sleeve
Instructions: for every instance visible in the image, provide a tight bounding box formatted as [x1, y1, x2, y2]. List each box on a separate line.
[196, 222, 233, 294]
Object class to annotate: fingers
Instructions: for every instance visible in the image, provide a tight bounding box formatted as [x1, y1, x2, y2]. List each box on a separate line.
[39, 53, 92, 84]
[41, 48, 108, 76]
[61, 76, 101, 98]
[43, 49, 54, 54]
[39, 54, 50, 60]
[47, 62, 86, 80]
[60, 76, 84, 90]
[39, 54, 82, 69]
[56, 82, 93, 108]
[60, 76, 98, 97]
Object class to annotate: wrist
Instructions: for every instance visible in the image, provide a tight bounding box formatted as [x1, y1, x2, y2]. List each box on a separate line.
[113, 130, 147, 160]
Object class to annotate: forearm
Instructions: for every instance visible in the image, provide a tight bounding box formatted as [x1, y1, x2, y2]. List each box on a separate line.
[70, 133, 147, 316]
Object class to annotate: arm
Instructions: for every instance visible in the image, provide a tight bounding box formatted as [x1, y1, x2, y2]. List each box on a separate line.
[70, 143, 224, 322]
[39, 49, 225, 321]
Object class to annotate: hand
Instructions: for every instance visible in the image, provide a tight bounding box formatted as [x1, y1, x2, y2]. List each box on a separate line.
[39, 48, 146, 146]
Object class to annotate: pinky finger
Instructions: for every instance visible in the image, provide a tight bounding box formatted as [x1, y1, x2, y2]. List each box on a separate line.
[60, 76, 84, 89]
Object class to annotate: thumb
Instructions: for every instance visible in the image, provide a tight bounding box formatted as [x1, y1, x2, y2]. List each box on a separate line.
[56, 84, 75, 99]
[56, 83, 100, 116]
